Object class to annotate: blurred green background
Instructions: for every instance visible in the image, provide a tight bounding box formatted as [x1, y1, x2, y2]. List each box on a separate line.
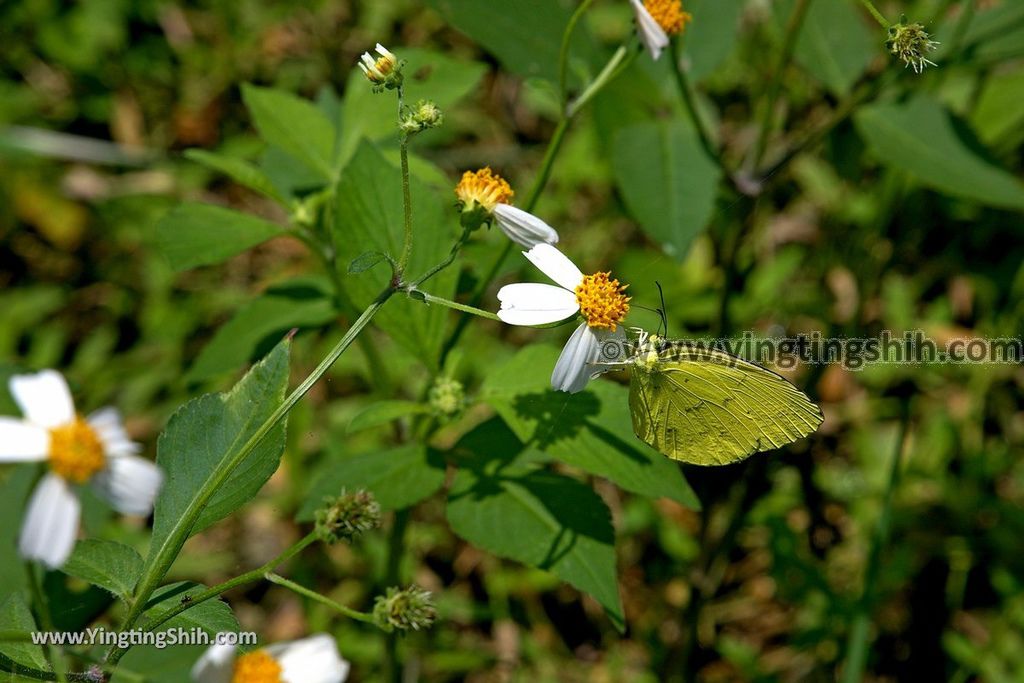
[1, 0, 1023, 681]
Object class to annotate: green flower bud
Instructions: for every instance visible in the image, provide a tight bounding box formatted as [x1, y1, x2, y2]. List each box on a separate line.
[428, 376, 465, 417]
[315, 489, 382, 544]
[887, 20, 939, 74]
[400, 100, 444, 135]
[373, 585, 437, 632]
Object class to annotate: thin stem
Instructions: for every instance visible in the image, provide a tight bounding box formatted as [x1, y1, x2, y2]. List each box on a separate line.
[26, 564, 67, 683]
[842, 402, 912, 683]
[106, 532, 319, 666]
[265, 573, 377, 625]
[566, 45, 632, 118]
[398, 133, 414, 274]
[120, 288, 394, 640]
[858, 0, 890, 29]
[407, 226, 471, 288]
[559, 0, 597, 107]
[668, 40, 729, 179]
[751, 0, 814, 170]
[523, 116, 571, 212]
[410, 291, 502, 321]
[383, 509, 411, 683]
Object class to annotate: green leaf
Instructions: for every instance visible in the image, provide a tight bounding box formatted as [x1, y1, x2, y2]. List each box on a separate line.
[339, 48, 487, 167]
[855, 96, 1024, 211]
[0, 467, 34, 604]
[155, 202, 285, 272]
[298, 444, 447, 517]
[348, 251, 389, 275]
[684, 0, 747, 81]
[423, 0, 595, 83]
[347, 400, 432, 433]
[141, 582, 239, 635]
[184, 149, 285, 203]
[482, 344, 699, 508]
[611, 120, 720, 260]
[446, 439, 624, 631]
[187, 280, 335, 382]
[0, 592, 46, 672]
[333, 140, 457, 366]
[62, 539, 143, 601]
[791, 0, 875, 95]
[241, 84, 337, 179]
[151, 340, 291, 555]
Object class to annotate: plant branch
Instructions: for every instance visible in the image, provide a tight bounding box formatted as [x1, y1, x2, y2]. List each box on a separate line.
[668, 40, 730, 180]
[857, 0, 890, 29]
[265, 573, 377, 625]
[26, 564, 67, 683]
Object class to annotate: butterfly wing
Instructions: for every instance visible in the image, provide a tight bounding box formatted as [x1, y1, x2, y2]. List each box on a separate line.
[629, 347, 823, 466]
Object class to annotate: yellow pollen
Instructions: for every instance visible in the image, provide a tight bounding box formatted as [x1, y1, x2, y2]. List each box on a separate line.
[643, 0, 692, 35]
[231, 650, 283, 683]
[375, 55, 396, 76]
[575, 272, 631, 330]
[48, 418, 106, 484]
[454, 167, 514, 213]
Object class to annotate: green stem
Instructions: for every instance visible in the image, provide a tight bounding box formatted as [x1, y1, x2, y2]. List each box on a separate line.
[26, 565, 67, 683]
[383, 509, 410, 683]
[119, 288, 394, 640]
[668, 40, 729, 179]
[410, 291, 502, 321]
[397, 134, 414, 275]
[106, 532, 320, 666]
[265, 573, 377, 625]
[841, 402, 912, 683]
[566, 45, 632, 118]
[751, 0, 814, 170]
[857, 0, 890, 29]
[558, 0, 597, 108]
[408, 226, 471, 288]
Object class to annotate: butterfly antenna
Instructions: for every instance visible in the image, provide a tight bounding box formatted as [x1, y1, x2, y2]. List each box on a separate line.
[655, 281, 669, 338]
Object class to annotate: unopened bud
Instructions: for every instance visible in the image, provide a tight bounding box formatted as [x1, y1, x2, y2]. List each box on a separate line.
[428, 377, 465, 416]
[400, 100, 444, 135]
[373, 585, 437, 632]
[315, 489, 382, 544]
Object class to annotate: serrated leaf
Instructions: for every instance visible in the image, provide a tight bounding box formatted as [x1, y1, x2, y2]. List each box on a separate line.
[855, 96, 1024, 211]
[348, 251, 389, 275]
[187, 280, 335, 382]
[0, 592, 46, 672]
[151, 340, 291, 558]
[184, 149, 285, 203]
[155, 202, 284, 272]
[333, 140, 457, 366]
[446, 441, 624, 631]
[347, 400, 432, 433]
[298, 445, 446, 518]
[612, 120, 720, 260]
[62, 539, 143, 601]
[241, 84, 337, 179]
[482, 344, 699, 508]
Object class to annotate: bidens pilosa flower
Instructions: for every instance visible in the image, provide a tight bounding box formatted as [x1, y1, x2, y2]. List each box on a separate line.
[191, 634, 349, 683]
[497, 244, 630, 393]
[358, 43, 402, 91]
[630, 0, 692, 60]
[0, 370, 163, 568]
[454, 168, 559, 247]
[887, 20, 939, 73]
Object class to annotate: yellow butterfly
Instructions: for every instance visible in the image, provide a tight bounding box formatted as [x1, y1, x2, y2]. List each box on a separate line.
[625, 331, 823, 466]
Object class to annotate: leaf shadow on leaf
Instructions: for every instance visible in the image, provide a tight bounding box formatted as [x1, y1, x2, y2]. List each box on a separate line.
[511, 390, 649, 465]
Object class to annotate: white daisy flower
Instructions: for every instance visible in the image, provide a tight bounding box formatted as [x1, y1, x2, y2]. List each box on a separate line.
[191, 634, 350, 683]
[629, 0, 692, 61]
[358, 43, 399, 85]
[497, 244, 631, 393]
[455, 168, 559, 248]
[0, 370, 163, 569]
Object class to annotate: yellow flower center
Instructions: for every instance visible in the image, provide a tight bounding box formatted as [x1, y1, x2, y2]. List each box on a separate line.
[643, 0, 692, 35]
[231, 650, 283, 683]
[575, 272, 631, 330]
[454, 168, 514, 213]
[374, 55, 396, 76]
[48, 418, 106, 484]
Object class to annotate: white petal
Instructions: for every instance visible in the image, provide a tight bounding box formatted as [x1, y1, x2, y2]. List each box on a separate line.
[92, 455, 163, 516]
[9, 370, 76, 429]
[87, 407, 141, 457]
[493, 204, 560, 248]
[0, 418, 48, 462]
[630, 0, 670, 60]
[551, 323, 602, 393]
[271, 635, 350, 683]
[496, 283, 579, 326]
[19, 474, 80, 569]
[523, 244, 584, 291]
[191, 643, 236, 683]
